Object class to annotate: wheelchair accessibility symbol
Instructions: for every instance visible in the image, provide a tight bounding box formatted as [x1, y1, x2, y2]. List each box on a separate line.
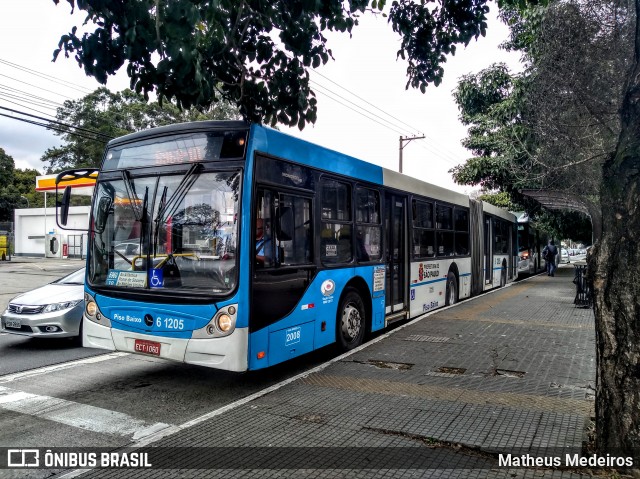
[149, 269, 164, 288]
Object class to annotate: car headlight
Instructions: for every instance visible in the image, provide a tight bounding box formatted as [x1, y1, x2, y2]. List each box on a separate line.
[43, 300, 81, 313]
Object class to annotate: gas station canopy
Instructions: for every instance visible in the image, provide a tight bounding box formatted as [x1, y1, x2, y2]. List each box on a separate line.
[36, 173, 96, 196]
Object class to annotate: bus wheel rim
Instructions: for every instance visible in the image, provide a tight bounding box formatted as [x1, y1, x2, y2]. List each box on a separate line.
[341, 305, 361, 342]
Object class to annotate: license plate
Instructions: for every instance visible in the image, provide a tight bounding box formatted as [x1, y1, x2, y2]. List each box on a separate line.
[5, 318, 21, 329]
[134, 339, 161, 356]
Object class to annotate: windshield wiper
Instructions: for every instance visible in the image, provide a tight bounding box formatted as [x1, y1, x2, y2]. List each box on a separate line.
[153, 185, 168, 257]
[152, 163, 203, 255]
[121, 170, 144, 221]
[155, 163, 203, 223]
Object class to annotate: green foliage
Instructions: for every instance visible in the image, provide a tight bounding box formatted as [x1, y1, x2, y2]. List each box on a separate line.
[450, 63, 534, 193]
[0, 149, 42, 222]
[52, 0, 492, 129]
[533, 209, 593, 244]
[0, 148, 15, 186]
[41, 87, 240, 172]
[388, 0, 489, 90]
[477, 191, 519, 210]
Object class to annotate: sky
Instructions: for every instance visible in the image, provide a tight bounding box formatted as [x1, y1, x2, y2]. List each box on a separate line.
[0, 1, 522, 194]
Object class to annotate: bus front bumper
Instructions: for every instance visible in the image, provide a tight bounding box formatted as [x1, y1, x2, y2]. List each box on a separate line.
[83, 318, 249, 372]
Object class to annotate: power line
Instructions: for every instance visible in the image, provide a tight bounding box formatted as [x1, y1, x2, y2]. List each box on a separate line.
[312, 84, 406, 136]
[310, 69, 424, 137]
[0, 58, 93, 95]
[0, 88, 63, 111]
[0, 113, 107, 143]
[0, 97, 58, 120]
[0, 106, 114, 141]
[0, 73, 76, 101]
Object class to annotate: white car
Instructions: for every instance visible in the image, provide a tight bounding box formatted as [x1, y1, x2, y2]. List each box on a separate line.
[560, 248, 570, 264]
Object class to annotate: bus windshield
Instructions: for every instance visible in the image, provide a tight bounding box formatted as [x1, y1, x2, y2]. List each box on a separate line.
[88, 169, 241, 295]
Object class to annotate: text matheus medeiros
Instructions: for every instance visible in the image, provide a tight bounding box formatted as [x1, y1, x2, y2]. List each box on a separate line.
[499, 453, 633, 468]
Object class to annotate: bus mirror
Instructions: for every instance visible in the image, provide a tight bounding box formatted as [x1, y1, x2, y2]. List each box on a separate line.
[59, 187, 72, 226]
[276, 207, 293, 241]
[94, 197, 113, 234]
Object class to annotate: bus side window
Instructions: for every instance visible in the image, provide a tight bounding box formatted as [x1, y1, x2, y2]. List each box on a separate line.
[256, 190, 274, 268]
[321, 179, 352, 264]
[276, 194, 313, 266]
[355, 187, 381, 261]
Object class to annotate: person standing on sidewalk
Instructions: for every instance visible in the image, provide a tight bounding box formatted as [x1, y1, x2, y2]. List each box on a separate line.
[542, 240, 558, 276]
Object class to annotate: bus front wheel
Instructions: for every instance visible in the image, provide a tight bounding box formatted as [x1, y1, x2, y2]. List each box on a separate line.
[445, 272, 458, 306]
[336, 289, 366, 352]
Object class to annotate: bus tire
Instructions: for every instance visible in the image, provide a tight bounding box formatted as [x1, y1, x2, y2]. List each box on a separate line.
[445, 272, 458, 306]
[500, 264, 507, 287]
[336, 288, 366, 352]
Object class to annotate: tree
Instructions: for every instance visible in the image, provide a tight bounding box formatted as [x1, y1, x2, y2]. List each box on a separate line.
[52, 0, 490, 129]
[0, 149, 41, 221]
[592, 0, 640, 459]
[41, 87, 241, 172]
[0, 148, 18, 222]
[455, 0, 640, 462]
[451, 63, 533, 194]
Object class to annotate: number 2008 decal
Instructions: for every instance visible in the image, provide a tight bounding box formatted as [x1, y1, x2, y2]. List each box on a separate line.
[285, 327, 301, 346]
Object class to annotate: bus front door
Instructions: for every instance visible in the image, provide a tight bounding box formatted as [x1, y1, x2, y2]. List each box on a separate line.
[385, 193, 407, 321]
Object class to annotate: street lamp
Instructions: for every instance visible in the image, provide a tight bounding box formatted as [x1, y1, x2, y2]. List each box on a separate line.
[20, 196, 30, 208]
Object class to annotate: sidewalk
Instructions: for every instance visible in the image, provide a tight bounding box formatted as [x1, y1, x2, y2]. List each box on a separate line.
[87, 265, 596, 478]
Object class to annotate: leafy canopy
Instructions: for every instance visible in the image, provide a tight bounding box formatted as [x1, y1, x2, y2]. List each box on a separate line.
[0, 149, 42, 222]
[53, 0, 491, 129]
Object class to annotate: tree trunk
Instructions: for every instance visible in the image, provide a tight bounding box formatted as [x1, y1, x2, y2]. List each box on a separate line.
[593, 0, 640, 463]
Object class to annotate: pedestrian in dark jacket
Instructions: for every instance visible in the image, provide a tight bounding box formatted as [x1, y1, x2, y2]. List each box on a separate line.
[542, 240, 558, 276]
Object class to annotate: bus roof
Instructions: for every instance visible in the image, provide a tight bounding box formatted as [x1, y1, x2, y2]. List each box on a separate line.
[106, 120, 250, 148]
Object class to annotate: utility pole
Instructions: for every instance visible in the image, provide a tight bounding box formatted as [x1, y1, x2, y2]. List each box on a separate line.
[399, 135, 425, 173]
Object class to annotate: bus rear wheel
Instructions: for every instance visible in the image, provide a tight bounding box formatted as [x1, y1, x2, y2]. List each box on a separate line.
[445, 272, 458, 306]
[500, 266, 507, 287]
[336, 289, 366, 352]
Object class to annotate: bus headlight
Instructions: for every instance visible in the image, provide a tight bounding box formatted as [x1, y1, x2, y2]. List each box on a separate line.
[192, 304, 237, 339]
[84, 293, 111, 326]
[86, 300, 97, 318]
[217, 314, 232, 332]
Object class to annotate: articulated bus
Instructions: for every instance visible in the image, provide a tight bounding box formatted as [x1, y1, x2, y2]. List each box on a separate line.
[57, 121, 517, 371]
[515, 212, 548, 278]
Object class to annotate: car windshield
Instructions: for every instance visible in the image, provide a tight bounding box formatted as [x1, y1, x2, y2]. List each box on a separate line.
[54, 268, 86, 285]
[87, 169, 241, 295]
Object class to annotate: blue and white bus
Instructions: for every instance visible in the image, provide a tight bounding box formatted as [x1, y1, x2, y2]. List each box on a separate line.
[515, 212, 548, 277]
[57, 121, 517, 371]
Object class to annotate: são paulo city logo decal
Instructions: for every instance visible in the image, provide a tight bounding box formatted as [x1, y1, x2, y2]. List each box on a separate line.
[321, 279, 335, 296]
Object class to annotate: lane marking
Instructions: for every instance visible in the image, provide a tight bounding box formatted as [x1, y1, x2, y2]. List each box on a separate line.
[0, 385, 173, 439]
[0, 352, 129, 384]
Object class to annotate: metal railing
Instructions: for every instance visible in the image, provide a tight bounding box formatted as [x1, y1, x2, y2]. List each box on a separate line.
[573, 265, 592, 308]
